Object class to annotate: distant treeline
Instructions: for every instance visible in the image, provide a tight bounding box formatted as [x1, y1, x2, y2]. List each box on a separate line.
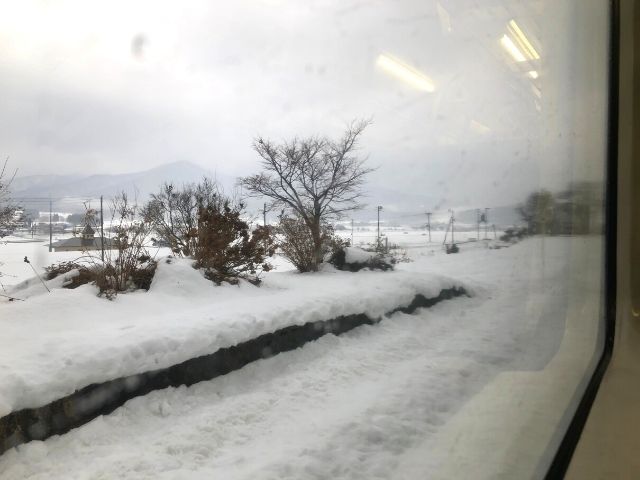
[517, 182, 603, 235]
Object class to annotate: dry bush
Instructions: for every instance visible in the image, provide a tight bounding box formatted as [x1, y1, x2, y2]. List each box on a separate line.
[277, 214, 347, 273]
[193, 199, 275, 285]
[44, 260, 98, 289]
[78, 193, 157, 298]
[145, 178, 221, 257]
[500, 226, 528, 243]
[44, 261, 86, 280]
[0, 158, 17, 233]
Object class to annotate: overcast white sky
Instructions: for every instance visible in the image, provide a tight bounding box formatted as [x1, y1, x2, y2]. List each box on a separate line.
[0, 0, 609, 208]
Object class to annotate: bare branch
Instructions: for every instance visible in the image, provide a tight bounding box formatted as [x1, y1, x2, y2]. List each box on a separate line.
[240, 119, 374, 269]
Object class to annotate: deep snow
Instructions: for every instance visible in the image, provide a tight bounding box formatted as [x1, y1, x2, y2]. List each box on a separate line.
[0, 246, 464, 418]
[0, 235, 596, 480]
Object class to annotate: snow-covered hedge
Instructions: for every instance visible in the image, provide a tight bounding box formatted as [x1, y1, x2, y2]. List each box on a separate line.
[329, 247, 393, 272]
[0, 256, 465, 417]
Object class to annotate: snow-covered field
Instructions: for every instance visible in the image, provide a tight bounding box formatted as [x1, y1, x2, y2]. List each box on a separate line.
[0, 233, 602, 479]
[0, 227, 496, 288]
[0, 258, 464, 417]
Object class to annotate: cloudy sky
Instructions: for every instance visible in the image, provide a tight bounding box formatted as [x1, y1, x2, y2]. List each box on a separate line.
[0, 0, 609, 209]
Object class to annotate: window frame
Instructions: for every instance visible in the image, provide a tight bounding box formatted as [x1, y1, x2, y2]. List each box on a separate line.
[543, 1, 620, 477]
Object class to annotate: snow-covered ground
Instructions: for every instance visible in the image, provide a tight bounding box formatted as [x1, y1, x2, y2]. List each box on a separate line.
[0, 234, 602, 479]
[0, 228, 473, 416]
[0, 234, 174, 289]
[0, 256, 463, 417]
[0, 227, 496, 288]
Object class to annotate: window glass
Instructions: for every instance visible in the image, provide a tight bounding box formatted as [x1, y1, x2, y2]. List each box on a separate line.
[0, 1, 609, 478]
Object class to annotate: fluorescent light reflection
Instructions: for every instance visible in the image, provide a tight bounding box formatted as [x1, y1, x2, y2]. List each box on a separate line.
[376, 53, 435, 92]
[527, 70, 539, 79]
[436, 2, 452, 33]
[500, 34, 526, 62]
[470, 119, 491, 134]
[508, 20, 540, 60]
[531, 84, 542, 99]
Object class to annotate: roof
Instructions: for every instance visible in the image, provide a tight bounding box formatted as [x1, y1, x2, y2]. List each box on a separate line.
[50, 237, 115, 249]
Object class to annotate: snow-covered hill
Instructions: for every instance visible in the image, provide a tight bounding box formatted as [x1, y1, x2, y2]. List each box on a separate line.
[10, 161, 236, 209]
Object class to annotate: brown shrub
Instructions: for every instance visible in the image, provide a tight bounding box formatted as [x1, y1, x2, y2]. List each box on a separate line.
[193, 200, 275, 285]
[44, 261, 97, 289]
[277, 215, 348, 273]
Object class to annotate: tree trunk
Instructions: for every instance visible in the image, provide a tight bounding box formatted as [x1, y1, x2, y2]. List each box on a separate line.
[309, 218, 323, 271]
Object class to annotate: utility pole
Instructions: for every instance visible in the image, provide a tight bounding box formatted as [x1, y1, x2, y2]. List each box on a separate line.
[476, 208, 480, 241]
[426, 212, 432, 243]
[377, 206, 383, 244]
[100, 196, 105, 263]
[351, 219, 354, 246]
[48, 197, 52, 253]
[263, 202, 267, 227]
[451, 210, 455, 244]
[484, 208, 490, 239]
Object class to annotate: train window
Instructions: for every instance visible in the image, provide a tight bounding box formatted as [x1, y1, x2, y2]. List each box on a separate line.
[0, 0, 612, 479]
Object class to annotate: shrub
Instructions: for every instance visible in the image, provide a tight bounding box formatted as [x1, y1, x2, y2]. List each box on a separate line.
[330, 247, 400, 272]
[193, 200, 275, 285]
[91, 193, 156, 296]
[64, 268, 98, 289]
[44, 261, 84, 280]
[500, 226, 528, 243]
[277, 214, 347, 273]
[44, 261, 99, 289]
[329, 246, 395, 272]
[68, 193, 158, 298]
[94, 257, 157, 295]
[144, 178, 221, 257]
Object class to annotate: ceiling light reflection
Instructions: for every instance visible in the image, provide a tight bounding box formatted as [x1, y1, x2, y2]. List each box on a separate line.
[376, 53, 435, 92]
[436, 3, 452, 33]
[508, 20, 540, 60]
[470, 119, 491, 134]
[500, 34, 526, 62]
[531, 84, 542, 99]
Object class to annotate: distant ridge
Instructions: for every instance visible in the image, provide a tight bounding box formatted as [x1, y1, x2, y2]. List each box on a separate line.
[11, 161, 235, 200]
[10, 162, 521, 226]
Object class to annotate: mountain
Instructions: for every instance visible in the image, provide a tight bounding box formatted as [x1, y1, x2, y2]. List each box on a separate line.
[11, 161, 237, 212]
[11, 163, 522, 226]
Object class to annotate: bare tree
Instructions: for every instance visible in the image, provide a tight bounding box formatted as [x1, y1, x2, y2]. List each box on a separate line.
[240, 119, 373, 270]
[0, 157, 18, 232]
[517, 189, 556, 235]
[145, 178, 221, 256]
[78, 192, 157, 297]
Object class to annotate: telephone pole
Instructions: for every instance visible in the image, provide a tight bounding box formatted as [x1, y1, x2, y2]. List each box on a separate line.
[449, 209, 455, 244]
[377, 206, 383, 243]
[484, 208, 490, 239]
[351, 219, 354, 246]
[426, 212, 432, 243]
[100, 196, 105, 263]
[263, 202, 267, 227]
[48, 198, 52, 252]
[476, 208, 480, 241]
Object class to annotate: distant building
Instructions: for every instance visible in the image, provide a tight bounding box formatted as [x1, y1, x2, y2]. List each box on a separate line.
[50, 224, 115, 252]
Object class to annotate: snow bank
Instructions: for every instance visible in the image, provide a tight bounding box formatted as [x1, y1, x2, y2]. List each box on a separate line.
[0, 256, 465, 417]
[0, 238, 588, 480]
[344, 247, 377, 264]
